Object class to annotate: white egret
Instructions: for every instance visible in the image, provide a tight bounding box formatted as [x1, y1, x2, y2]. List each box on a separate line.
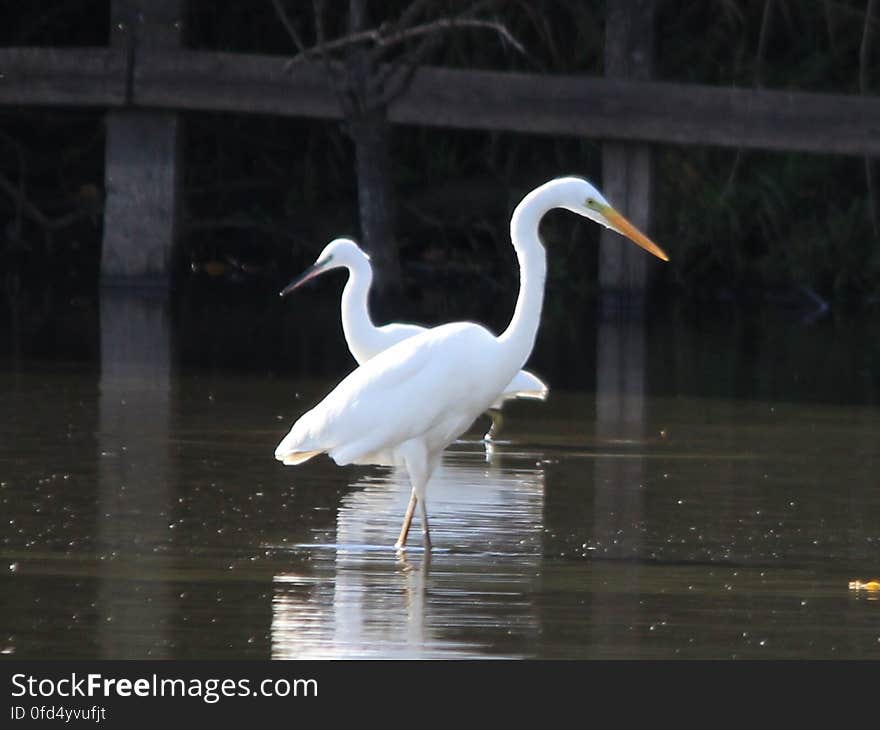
[275, 177, 668, 549]
[279, 237, 548, 441]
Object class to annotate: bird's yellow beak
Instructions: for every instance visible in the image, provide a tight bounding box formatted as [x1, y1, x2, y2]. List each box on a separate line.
[601, 206, 669, 262]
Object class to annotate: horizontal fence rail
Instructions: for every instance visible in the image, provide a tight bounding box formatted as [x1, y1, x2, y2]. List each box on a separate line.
[0, 47, 127, 107]
[1, 46, 879, 156]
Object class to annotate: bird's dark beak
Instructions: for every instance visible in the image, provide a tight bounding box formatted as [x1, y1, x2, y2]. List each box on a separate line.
[279, 261, 328, 297]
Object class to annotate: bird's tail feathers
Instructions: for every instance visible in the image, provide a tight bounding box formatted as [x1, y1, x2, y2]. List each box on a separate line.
[279, 449, 323, 466]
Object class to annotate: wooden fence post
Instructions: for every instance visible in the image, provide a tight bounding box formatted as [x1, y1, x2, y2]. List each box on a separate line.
[97, 5, 182, 644]
[101, 0, 183, 285]
[600, 0, 656, 308]
[592, 3, 654, 618]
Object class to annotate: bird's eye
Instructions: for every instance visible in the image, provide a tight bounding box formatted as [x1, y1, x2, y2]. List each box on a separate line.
[586, 198, 596, 208]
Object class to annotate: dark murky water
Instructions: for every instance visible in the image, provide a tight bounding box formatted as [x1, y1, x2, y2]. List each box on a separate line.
[1, 293, 879, 659]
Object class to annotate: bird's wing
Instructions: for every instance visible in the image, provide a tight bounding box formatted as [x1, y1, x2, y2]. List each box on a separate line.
[276, 323, 498, 465]
[497, 369, 549, 401]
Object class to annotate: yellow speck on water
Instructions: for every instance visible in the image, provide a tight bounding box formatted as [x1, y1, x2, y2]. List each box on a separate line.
[848, 580, 880, 592]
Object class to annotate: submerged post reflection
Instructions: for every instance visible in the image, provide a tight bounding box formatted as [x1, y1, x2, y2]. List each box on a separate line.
[97, 287, 174, 657]
[592, 303, 646, 652]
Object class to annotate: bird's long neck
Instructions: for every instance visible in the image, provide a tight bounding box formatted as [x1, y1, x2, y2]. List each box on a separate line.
[340, 257, 379, 363]
[498, 187, 550, 368]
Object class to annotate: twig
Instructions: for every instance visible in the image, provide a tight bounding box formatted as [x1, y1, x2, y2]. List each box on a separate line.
[287, 16, 526, 65]
[726, 0, 775, 197]
[270, 0, 308, 54]
[377, 1, 534, 98]
[754, 0, 774, 87]
[390, 0, 436, 34]
[279, 2, 528, 115]
[860, 0, 876, 93]
[375, 14, 530, 105]
[375, 33, 443, 107]
[312, 0, 349, 104]
[721, 149, 743, 202]
[823, 0, 837, 53]
[371, 0, 508, 64]
[0, 172, 90, 231]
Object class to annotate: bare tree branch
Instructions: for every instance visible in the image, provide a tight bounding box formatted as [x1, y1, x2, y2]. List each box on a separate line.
[860, 0, 876, 92]
[270, 0, 307, 54]
[278, 0, 349, 112]
[507, 0, 554, 72]
[400, 16, 526, 55]
[375, 2, 475, 93]
[754, 0, 774, 87]
[312, 0, 328, 62]
[314, 0, 348, 96]
[279, 0, 529, 116]
[287, 16, 526, 65]
[372, 0, 527, 96]
[372, 0, 507, 63]
[327, 13, 529, 110]
[390, 0, 436, 34]
[823, 0, 838, 53]
[374, 33, 444, 107]
[0, 172, 91, 232]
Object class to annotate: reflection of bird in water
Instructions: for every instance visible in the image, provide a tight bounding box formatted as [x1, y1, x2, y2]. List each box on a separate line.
[271, 544, 433, 659]
[397, 549, 430, 648]
[270, 452, 545, 659]
[275, 177, 668, 549]
[279, 237, 548, 442]
[336, 452, 545, 551]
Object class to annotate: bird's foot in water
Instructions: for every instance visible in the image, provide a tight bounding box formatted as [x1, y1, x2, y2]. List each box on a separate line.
[483, 439, 496, 461]
[482, 408, 504, 443]
[394, 535, 431, 551]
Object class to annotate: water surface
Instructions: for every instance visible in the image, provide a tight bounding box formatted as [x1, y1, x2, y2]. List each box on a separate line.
[1, 297, 879, 659]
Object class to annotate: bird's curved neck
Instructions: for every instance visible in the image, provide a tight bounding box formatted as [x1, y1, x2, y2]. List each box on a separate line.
[340, 257, 379, 360]
[498, 186, 551, 366]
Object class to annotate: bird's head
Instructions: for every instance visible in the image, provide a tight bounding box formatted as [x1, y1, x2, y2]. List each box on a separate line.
[279, 238, 370, 297]
[547, 177, 669, 262]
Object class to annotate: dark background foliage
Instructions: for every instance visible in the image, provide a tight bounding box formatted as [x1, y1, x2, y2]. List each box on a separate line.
[1, 0, 878, 344]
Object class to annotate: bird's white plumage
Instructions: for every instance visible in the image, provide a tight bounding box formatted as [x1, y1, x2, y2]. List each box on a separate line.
[275, 176, 668, 547]
[502, 369, 549, 400]
[275, 321, 511, 468]
[284, 237, 548, 411]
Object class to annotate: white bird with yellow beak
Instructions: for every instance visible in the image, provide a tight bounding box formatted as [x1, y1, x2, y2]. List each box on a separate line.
[279, 237, 547, 441]
[275, 177, 668, 549]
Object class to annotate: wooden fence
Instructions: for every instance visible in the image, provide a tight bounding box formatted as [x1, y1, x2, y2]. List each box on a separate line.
[1, 40, 879, 294]
[2, 46, 879, 156]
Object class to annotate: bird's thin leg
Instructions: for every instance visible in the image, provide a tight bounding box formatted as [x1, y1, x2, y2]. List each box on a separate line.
[483, 408, 504, 442]
[419, 495, 431, 549]
[395, 488, 417, 549]
[397, 439, 434, 550]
